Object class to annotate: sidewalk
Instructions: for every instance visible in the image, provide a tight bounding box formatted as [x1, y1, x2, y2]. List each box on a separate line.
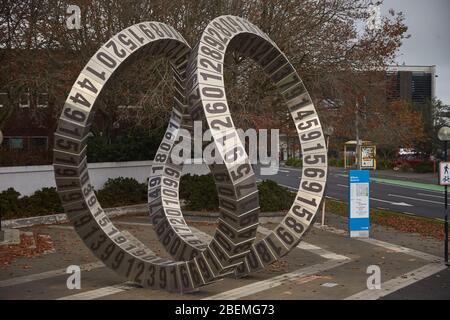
[0, 209, 447, 300]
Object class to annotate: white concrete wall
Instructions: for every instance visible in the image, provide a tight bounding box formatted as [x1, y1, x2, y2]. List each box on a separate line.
[0, 161, 210, 196]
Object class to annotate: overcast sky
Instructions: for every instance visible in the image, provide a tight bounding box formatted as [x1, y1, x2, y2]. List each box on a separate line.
[381, 0, 450, 105]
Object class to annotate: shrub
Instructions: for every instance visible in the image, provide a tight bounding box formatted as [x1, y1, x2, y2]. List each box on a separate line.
[258, 180, 295, 212]
[0, 187, 63, 219]
[96, 177, 147, 208]
[414, 161, 434, 174]
[399, 163, 413, 172]
[22, 187, 64, 216]
[1, 175, 298, 219]
[0, 188, 22, 218]
[285, 157, 302, 167]
[179, 174, 218, 211]
[328, 158, 344, 167]
[87, 128, 165, 163]
[377, 159, 394, 170]
[179, 175, 295, 212]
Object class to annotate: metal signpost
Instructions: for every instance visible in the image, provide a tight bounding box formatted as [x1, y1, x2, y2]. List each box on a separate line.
[349, 170, 370, 238]
[438, 126, 450, 266]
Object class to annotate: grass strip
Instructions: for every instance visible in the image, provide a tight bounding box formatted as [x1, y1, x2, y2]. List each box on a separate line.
[325, 198, 445, 241]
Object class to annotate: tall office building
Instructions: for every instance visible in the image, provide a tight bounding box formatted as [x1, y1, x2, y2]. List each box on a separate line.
[387, 65, 436, 105]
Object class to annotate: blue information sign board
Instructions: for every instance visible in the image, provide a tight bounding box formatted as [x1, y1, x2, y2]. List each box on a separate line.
[349, 170, 370, 238]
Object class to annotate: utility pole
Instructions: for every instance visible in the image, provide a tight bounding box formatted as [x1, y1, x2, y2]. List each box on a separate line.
[355, 102, 361, 170]
[438, 126, 450, 267]
[445, 140, 448, 266]
[0, 129, 3, 236]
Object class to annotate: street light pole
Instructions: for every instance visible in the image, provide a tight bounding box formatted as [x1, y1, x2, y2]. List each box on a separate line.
[438, 126, 450, 267]
[0, 129, 2, 234]
[445, 140, 449, 266]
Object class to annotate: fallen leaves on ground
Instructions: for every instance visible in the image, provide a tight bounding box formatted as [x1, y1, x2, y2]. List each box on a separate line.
[327, 199, 446, 240]
[0, 233, 54, 268]
[267, 260, 288, 273]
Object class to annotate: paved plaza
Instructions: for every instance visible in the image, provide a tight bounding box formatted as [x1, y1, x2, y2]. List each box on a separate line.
[1, 212, 448, 300]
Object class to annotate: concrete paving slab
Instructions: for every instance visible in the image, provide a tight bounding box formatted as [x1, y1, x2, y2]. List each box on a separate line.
[0, 229, 20, 245]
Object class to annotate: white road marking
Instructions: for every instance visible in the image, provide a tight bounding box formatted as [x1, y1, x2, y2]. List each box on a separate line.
[371, 197, 412, 207]
[321, 282, 339, 288]
[0, 262, 105, 288]
[258, 226, 349, 261]
[203, 259, 350, 300]
[388, 194, 441, 205]
[277, 183, 297, 191]
[337, 184, 349, 188]
[315, 224, 441, 262]
[114, 221, 152, 227]
[47, 225, 74, 230]
[55, 226, 350, 300]
[345, 263, 447, 300]
[58, 283, 138, 300]
[417, 193, 444, 199]
[278, 170, 290, 173]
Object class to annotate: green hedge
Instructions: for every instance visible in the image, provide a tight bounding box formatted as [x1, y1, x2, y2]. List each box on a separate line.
[285, 157, 302, 167]
[0, 187, 64, 219]
[0, 178, 147, 219]
[179, 174, 219, 211]
[414, 161, 434, 173]
[87, 128, 164, 163]
[96, 177, 147, 208]
[328, 158, 344, 167]
[376, 159, 394, 170]
[179, 174, 294, 212]
[1, 175, 297, 219]
[258, 180, 295, 212]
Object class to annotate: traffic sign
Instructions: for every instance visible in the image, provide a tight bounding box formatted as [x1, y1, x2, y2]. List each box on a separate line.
[349, 170, 370, 238]
[439, 162, 450, 186]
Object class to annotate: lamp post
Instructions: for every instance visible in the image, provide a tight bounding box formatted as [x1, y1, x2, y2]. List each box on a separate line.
[321, 126, 334, 226]
[438, 126, 450, 266]
[0, 130, 3, 235]
[0, 129, 2, 236]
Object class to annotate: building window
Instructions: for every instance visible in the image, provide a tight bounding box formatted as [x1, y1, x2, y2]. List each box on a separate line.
[30, 136, 48, 150]
[4, 137, 24, 150]
[37, 93, 49, 108]
[19, 92, 30, 108]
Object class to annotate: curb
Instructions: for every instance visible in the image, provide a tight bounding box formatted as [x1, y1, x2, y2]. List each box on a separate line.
[0, 229, 21, 245]
[1, 203, 148, 229]
[370, 173, 438, 185]
[1, 204, 286, 229]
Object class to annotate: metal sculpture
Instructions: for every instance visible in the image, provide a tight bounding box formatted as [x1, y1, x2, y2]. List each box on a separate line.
[54, 16, 327, 293]
[151, 15, 327, 277]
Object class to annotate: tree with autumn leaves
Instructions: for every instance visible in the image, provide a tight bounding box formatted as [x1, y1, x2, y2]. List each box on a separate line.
[0, 0, 427, 161]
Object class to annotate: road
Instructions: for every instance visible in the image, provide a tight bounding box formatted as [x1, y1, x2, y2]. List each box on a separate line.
[255, 166, 445, 220]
